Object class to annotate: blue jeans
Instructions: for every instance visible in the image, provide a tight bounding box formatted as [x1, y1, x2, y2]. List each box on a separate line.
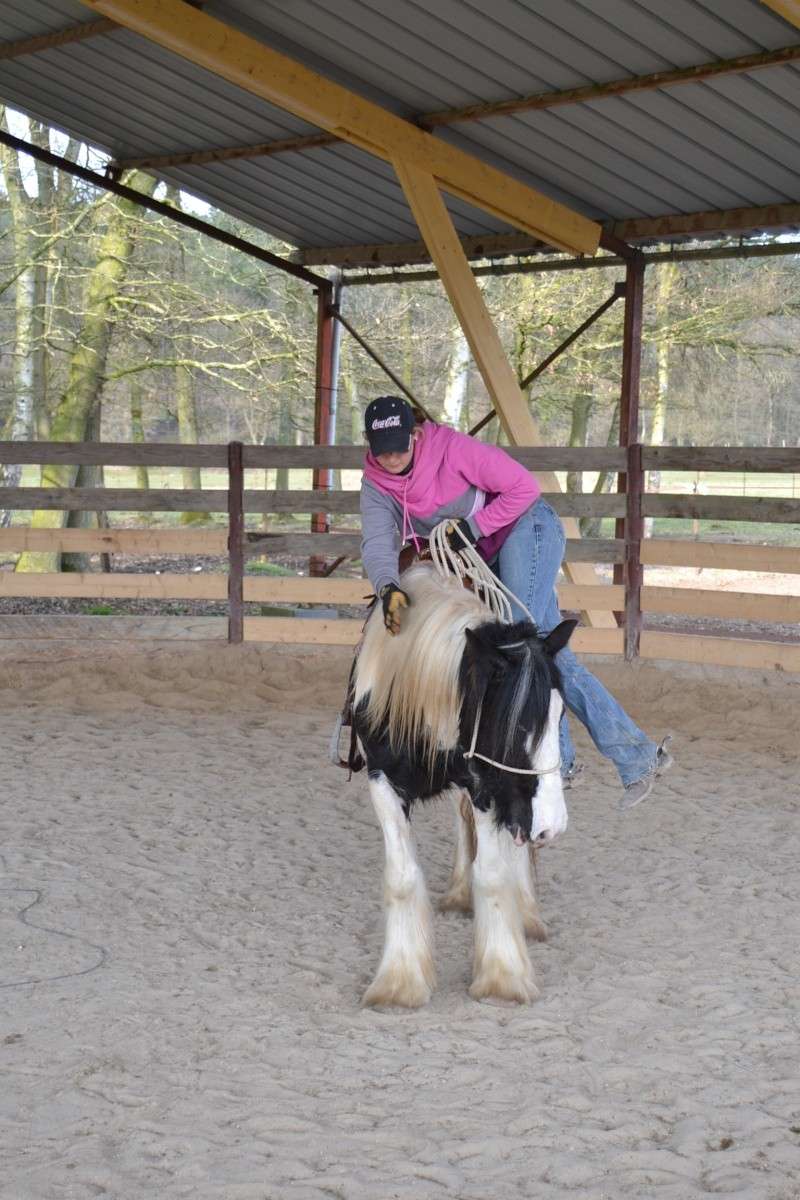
[496, 500, 657, 787]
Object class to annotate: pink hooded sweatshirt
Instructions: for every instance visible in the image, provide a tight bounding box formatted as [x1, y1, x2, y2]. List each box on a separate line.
[361, 422, 540, 588]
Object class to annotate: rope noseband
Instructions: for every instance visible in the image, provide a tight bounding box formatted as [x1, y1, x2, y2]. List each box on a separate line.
[463, 693, 561, 777]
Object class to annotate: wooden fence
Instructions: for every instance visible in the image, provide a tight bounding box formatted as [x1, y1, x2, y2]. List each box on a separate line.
[0, 441, 798, 671]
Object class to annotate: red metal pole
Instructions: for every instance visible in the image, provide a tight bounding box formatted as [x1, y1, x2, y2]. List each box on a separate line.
[310, 281, 336, 577]
[613, 253, 645, 626]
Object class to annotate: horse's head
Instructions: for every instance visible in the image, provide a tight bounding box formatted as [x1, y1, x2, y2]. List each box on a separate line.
[459, 618, 577, 845]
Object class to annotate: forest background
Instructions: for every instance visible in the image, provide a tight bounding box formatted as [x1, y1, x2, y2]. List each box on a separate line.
[1, 109, 799, 560]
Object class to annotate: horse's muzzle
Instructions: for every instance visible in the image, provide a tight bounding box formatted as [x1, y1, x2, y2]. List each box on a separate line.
[511, 825, 529, 847]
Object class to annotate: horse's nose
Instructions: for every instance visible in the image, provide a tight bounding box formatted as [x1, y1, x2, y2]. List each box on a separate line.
[535, 828, 555, 844]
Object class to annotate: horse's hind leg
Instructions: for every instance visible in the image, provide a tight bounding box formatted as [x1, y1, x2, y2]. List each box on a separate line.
[439, 790, 475, 914]
[469, 809, 538, 1004]
[362, 773, 435, 1009]
[512, 844, 548, 942]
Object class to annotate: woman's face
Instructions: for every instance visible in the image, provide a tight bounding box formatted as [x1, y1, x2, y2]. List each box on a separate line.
[375, 427, 420, 474]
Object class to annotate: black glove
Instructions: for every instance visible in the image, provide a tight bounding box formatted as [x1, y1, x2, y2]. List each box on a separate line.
[445, 518, 478, 552]
[379, 584, 410, 636]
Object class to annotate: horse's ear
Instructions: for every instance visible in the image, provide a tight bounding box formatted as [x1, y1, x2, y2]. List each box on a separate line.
[542, 619, 578, 657]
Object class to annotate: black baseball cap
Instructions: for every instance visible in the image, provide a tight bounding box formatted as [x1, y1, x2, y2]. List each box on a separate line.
[364, 395, 416, 455]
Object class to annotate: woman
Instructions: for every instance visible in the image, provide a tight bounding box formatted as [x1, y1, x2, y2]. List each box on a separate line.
[359, 395, 672, 808]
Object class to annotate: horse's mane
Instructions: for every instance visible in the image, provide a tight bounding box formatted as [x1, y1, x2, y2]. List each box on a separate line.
[354, 564, 488, 763]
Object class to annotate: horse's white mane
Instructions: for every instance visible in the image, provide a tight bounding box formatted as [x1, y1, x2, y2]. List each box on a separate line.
[354, 564, 489, 761]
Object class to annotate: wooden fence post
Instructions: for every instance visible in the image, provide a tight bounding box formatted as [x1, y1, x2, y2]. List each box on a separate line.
[227, 440, 244, 644]
[624, 441, 644, 661]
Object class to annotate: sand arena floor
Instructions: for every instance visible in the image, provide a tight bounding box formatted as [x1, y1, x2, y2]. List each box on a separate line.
[1, 641, 799, 1200]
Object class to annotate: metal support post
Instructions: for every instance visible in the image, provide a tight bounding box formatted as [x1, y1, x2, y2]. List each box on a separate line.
[227, 440, 244, 643]
[613, 252, 645, 606]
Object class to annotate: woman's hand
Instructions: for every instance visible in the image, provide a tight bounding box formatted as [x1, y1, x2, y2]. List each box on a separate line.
[445, 518, 478, 551]
[379, 584, 410, 635]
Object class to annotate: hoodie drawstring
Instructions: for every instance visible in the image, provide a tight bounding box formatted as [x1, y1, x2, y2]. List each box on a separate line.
[401, 481, 421, 555]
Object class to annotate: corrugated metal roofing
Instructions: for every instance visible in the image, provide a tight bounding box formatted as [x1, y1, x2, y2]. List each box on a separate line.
[1, 0, 799, 255]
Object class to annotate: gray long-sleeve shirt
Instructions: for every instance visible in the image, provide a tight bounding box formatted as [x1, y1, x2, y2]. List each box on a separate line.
[360, 479, 483, 594]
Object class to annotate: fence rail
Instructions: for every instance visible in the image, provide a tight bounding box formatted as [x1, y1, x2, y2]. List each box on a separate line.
[4, 442, 796, 471]
[1, 440, 798, 671]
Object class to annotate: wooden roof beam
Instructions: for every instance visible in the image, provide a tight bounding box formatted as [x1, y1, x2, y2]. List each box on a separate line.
[295, 201, 800, 267]
[421, 41, 800, 126]
[121, 132, 333, 171]
[80, 0, 599, 255]
[614, 201, 800, 241]
[0, 2, 205, 61]
[114, 39, 800, 173]
[0, 18, 117, 60]
[298, 231, 547, 268]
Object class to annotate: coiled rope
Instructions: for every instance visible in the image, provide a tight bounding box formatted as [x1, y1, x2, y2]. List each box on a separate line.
[427, 519, 537, 624]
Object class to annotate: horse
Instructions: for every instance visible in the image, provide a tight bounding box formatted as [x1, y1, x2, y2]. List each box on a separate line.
[352, 563, 576, 1008]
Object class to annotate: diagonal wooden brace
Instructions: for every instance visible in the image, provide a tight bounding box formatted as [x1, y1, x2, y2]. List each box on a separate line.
[392, 158, 616, 629]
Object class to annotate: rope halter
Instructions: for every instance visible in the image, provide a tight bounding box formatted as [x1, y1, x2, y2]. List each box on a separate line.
[427, 523, 562, 779]
[463, 692, 561, 777]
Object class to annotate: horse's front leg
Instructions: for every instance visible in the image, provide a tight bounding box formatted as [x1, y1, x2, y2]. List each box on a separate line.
[511, 843, 548, 942]
[363, 773, 435, 1009]
[470, 807, 538, 1004]
[439, 790, 475, 913]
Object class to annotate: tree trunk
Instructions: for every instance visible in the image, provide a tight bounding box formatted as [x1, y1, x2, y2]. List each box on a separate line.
[274, 279, 303, 496]
[29, 121, 54, 449]
[645, 262, 678, 536]
[566, 393, 593, 495]
[15, 172, 156, 572]
[442, 326, 470, 427]
[63, 405, 110, 573]
[130, 382, 151, 492]
[0, 115, 37, 522]
[176, 363, 204, 524]
[401, 298, 413, 389]
[581, 400, 620, 538]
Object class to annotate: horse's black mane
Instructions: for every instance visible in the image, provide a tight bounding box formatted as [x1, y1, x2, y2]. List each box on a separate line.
[458, 619, 562, 805]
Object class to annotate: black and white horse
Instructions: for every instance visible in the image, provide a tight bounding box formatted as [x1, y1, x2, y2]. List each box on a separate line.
[353, 563, 576, 1008]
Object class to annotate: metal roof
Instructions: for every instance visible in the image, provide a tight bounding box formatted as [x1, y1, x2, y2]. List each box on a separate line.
[1, 0, 800, 259]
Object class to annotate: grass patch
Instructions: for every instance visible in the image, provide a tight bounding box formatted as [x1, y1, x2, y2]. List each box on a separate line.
[590, 517, 800, 546]
[83, 603, 115, 616]
[246, 561, 295, 576]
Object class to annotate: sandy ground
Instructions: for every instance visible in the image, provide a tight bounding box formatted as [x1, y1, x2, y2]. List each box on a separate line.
[1, 641, 799, 1200]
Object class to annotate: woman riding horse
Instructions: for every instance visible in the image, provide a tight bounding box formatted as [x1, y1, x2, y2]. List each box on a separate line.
[359, 395, 673, 808]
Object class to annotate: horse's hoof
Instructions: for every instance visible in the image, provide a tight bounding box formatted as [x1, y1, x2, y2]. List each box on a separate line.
[469, 967, 539, 1005]
[362, 969, 433, 1009]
